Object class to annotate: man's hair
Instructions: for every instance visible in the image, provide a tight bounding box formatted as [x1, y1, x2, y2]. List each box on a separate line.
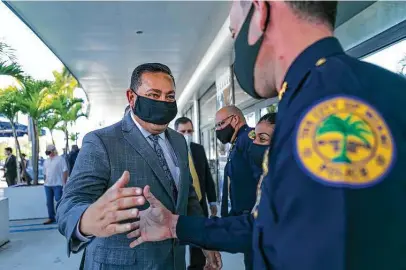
[130, 63, 175, 91]
[240, 1, 338, 29]
[286, 1, 338, 29]
[5, 147, 12, 153]
[258, 112, 276, 125]
[174, 117, 193, 131]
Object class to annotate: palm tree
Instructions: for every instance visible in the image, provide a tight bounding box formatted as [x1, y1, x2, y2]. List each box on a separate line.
[18, 77, 54, 184]
[0, 86, 26, 174]
[38, 114, 61, 146]
[316, 114, 371, 163]
[52, 96, 87, 153]
[0, 41, 24, 80]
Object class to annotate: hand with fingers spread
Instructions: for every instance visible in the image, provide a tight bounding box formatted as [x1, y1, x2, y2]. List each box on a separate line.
[127, 185, 178, 248]
[79, 171, 145, 237]
[203, 250, 223, 270]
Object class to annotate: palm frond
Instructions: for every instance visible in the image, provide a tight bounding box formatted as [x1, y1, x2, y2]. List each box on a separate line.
[0, 61, 24, 81]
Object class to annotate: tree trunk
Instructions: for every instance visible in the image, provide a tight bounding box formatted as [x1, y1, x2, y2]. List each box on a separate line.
[65, 123, 69, 155]
[32, 119, 39, 185]
[10, 121, 23, 184]
[50, 130, 56, 146]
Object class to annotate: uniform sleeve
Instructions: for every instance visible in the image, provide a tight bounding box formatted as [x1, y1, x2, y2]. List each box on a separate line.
[176, 214, 253, 253]
[271, 152, 346, 269]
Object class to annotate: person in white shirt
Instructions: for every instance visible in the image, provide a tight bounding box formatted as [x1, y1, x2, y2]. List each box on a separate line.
[43, 145, 68, 225]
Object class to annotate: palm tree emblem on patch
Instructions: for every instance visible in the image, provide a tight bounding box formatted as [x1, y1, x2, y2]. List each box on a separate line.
[316, 114, 371, 164]
[296, 96, 395, 188]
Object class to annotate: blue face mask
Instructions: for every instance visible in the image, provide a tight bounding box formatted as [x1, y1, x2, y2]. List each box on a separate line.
[249, 144, 269, 168]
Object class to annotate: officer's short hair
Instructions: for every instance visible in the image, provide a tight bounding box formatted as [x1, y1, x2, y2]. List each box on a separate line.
[130, 63, 175, 92]
[286, 1, 338, 29]
[5, 147, 12, 153]
[258, 113, 276, 125]
[174, 117, 193, 131]
[239, 1, 338, 29]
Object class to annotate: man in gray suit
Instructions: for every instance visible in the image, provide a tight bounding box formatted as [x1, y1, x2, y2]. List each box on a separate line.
[56, 63, 221, 270]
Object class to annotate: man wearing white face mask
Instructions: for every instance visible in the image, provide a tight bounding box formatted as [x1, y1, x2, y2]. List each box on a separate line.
[175, 117, 217, 270]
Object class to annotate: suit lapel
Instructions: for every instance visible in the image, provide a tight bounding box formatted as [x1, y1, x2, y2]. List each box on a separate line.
[166, 129, 188, 211]
[121, 114, 175, 207]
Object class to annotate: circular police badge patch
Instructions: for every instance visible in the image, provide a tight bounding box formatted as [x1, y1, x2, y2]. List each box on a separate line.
[248, 130, 256, 140]
[295, 96, 395, 188]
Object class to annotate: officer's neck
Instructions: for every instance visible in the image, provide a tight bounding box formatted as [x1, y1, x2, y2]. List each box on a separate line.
[231, 122, 246, 143]
[272, 22, 333, 91]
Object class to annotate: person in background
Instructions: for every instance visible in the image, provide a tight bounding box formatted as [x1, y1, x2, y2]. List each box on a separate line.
[215, 105, 264, 270]
[249, 112, 276, 170]
[175, 116, 218, 270]
[68, 145, 80, 175]
[253, 113, 276, 146]
[43, 145, 68, 225]
[19, 153, 31, 185]
[3, 147, 17, 187]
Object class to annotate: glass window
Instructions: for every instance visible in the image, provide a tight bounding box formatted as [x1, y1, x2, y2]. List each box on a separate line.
[244, 111, 257, 127]
[260, 103, 278, 117]
[184, 106, 194, 124]
[361, 38, 406, 75]
[199, 85, 217, 128]
[233, 75, 256, 109]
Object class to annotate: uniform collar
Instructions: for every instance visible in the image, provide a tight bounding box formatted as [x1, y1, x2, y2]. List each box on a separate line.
[237, 124, 249, 136]
[279, 37, 344, 106]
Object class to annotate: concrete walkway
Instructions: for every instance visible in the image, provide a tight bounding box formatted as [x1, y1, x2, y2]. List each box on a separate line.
[0, 218, 245, 270]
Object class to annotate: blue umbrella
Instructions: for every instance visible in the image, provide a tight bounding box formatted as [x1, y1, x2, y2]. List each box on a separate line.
[0, 120, 46, 137]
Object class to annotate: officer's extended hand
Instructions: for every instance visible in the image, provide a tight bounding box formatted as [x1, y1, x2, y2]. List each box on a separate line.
[127, 185, 178, 248]
[79, 171, 145, 237]
[203, 250, 222, 269]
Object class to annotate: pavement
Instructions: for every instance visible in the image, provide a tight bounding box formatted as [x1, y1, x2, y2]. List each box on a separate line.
[0, 218, 245, 270]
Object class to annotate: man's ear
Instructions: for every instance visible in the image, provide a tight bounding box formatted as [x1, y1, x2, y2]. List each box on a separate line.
[253, 0, 270, 32]
[126, 89, 136, 107]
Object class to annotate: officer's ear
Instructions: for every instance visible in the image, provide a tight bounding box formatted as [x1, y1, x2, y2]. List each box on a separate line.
[252, 0, 270, 33]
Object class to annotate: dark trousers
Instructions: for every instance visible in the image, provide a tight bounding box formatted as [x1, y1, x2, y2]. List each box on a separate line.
[188, 246, 206, 270]
[244, 251, 254, 270]
[44, 185, 63, 220]
[5, 175, 16, 187]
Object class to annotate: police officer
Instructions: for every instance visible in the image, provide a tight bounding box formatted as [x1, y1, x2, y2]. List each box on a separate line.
[215, 105, 262, 269]
[128, 1, 406, 270]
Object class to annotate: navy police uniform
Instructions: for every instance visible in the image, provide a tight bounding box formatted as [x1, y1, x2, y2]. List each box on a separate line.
[221, 124, 261, 217]
[220, 124, 262, 269]
[176, 37, 406, 270]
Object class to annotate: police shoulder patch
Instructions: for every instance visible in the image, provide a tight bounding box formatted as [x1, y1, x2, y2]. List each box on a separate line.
[295, 95, 395, 188]
[248, 130, 256, 140]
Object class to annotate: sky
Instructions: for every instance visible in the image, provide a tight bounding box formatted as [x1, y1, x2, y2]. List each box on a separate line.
[0, 2, 89, 150]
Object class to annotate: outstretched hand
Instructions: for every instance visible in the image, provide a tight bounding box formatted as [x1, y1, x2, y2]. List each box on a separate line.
[127, 185, 178, 248]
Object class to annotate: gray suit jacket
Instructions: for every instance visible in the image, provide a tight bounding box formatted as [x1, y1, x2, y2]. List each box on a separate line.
[56, 113, 203, 270]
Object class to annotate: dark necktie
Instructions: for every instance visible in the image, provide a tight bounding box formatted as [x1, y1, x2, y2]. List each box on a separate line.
[149, 135, 178, 203]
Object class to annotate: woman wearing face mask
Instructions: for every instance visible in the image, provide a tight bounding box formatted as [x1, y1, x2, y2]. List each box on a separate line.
[250, 112, 276, 168]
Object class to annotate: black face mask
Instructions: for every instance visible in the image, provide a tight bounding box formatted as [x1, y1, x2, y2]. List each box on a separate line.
[234, 4, 269, 99]
[249, 144, 269, 168]
[132, 92, 178, 125]
[216, 124, 235, 144]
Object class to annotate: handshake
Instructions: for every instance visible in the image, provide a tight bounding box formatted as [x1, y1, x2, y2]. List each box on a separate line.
[79, 171, 222, 269]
